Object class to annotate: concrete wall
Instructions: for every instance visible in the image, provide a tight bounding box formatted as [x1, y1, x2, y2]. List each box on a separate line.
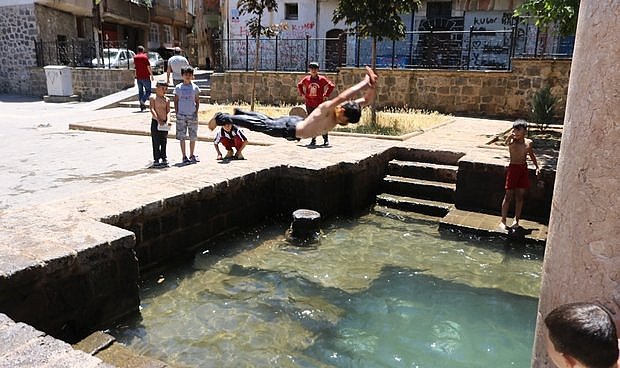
[35, 3, 77, 42]
[210, 58, 570, 120]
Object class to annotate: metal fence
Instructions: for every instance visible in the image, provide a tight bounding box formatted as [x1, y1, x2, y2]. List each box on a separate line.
[34, 39, 134, 69]
[220, 28, 573, 72]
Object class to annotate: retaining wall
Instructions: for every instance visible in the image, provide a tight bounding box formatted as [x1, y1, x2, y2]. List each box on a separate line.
[211, 58, 570, 120]
[26, 67, 134, 100]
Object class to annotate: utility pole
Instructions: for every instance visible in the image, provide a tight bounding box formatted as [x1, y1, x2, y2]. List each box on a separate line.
[92, 0, 102, 65]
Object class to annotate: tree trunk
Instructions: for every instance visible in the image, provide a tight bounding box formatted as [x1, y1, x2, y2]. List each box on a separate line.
[250, 15, 262, 111]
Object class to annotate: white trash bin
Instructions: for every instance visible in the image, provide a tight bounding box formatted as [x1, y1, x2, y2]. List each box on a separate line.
[43, 65, 73, 96]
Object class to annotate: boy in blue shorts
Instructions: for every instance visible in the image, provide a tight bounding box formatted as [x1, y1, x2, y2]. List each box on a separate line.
[174, 66, 201, 164]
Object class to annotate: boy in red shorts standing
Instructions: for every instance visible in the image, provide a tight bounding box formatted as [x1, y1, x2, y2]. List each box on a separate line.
[500, 120, 540, 230]
[213, 121, 248, 160]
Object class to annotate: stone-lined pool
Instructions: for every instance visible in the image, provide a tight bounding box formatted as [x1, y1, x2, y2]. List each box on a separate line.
[110, 209, 542, 367]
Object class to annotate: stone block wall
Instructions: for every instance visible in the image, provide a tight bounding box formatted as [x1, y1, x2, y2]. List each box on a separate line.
[0, 3, 39, 95]
[72, 68, 135, 100]
[211, 59, 571, 120]
[0, 219, 139, 343]
[25, 67, 134, 99]
[455, 155, 556, 222]
[103, 153, 387, 274]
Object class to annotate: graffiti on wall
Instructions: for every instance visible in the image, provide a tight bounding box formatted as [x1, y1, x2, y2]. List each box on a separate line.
[463, 11, 515, 69]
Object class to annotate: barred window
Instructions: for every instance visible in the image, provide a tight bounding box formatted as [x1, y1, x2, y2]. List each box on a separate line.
[285, 3, 298, 20]
[163, 25, 173, 44]
[149, 23, 160, 44]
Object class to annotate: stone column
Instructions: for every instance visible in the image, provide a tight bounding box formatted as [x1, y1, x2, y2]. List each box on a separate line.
[531, 1, 620, 367]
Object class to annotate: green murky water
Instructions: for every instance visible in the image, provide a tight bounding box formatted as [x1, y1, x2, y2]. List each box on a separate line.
[110, 210, 543, 368]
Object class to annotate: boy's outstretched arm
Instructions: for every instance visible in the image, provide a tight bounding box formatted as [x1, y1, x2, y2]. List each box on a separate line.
[323, 66, 377, 110]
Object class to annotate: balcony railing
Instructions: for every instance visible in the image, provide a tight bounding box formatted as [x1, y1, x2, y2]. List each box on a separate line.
[102, 0, 149, 26]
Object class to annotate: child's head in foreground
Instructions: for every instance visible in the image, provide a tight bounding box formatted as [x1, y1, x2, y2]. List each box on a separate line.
[544, 302, 619, 368]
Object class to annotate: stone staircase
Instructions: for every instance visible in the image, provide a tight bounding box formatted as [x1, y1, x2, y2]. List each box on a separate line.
[376, 151, 460, 219]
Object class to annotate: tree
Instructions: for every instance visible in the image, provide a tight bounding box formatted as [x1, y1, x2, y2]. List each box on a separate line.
[514, 0, 580, 36]
[237, 0, 285, 111]
[333, 0, 421, 124]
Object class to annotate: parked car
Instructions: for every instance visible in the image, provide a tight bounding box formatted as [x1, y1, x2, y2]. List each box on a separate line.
[91, 48, 136, 69]
[148, 51, 165, 74]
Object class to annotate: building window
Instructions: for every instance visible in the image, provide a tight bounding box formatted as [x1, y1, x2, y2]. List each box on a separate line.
[76, 17, 85, 38]
[163, 25, 173, 44]
[149, 23, 160, 44]
[285, 3, 298, 20]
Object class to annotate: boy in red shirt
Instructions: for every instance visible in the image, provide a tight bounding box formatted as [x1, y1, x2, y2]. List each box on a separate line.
[297, 62, 335, 146]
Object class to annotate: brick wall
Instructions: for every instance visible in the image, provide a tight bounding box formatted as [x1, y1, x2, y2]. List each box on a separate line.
[211, 59, 571, 120]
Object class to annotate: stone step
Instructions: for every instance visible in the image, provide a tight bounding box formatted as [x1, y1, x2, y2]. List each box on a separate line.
[382, 175, 456, 203]
[165, 87, 211, 94]
[376, 193, 452, 217]
[372, 204, 445, 224]
[388, 159, 458, 183]
[393, 147, 465, 166]
[439, 208, 548, 245]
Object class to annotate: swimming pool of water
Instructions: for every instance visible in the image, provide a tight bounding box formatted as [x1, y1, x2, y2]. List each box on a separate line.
[110, 209, 543, 367]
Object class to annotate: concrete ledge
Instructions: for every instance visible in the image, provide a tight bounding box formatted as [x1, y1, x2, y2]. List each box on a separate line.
[0, 313, 113, 368]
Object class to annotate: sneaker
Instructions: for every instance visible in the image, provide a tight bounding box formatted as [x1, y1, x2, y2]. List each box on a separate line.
[140, 102, 145, 112]
[224, 150, 234, 159]
[189, 155, 200, 163]
[234, 152, 245, 160]
[323, 140, 329, 146]
[182, 156, 191, 164]
[309, 138, 316, 146]
[161, 159, 169, 167]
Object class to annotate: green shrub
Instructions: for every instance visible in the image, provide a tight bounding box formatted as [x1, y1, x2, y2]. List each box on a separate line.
[530, 86, 559, 131]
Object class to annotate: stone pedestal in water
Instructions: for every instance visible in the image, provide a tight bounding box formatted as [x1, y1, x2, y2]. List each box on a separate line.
[286, 209, 321, 245]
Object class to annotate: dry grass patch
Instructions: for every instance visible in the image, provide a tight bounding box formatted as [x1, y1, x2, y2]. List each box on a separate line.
[199, 103, 449, 136]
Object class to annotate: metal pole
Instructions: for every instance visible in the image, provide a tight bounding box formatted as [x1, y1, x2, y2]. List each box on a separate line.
[534, 26, 540, 57]
[275, 35, 278, 71]
[467, 26, 473, 70]
[391, 39, 396, 68]
[355, 32, 360, 68]
[245, 35, 249, 71]
[507, 26, 516, 71]
[305, 34, 310, 72]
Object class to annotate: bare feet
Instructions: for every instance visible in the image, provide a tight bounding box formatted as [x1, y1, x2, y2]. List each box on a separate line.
[498, 222, 508, 231]
[510, 220, 520, 229]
